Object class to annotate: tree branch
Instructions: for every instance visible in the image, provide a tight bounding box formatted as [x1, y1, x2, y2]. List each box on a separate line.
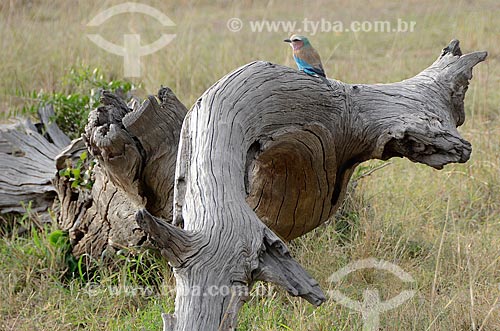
[135, 209, 198, 267]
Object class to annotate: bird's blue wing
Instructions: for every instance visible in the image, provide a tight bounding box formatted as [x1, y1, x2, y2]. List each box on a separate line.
[293, 55, 310, 71]
[293, 55, 326, 77]
[305, 66, 326, 77]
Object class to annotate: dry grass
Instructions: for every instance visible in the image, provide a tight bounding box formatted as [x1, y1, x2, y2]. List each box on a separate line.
[1, 0, 499, 330]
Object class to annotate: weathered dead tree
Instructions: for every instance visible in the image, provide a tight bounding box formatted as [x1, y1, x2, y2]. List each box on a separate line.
[0, 87, 186, 257]
[54, 88, 187, 257]
[0, 105, 69, 217]
[81, 40, 486, 330]
[54, 136, 150, 257]
[0, 40, 487, 330]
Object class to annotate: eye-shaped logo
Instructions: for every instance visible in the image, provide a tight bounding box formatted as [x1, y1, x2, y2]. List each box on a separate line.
[86, 2, 176, 77]
[328, 258, 417, 331]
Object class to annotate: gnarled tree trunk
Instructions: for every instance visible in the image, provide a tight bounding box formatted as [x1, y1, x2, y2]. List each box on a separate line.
[82, 40, 486, 330]
[54, 88, 187, 257]
[0, 40, 486, 330]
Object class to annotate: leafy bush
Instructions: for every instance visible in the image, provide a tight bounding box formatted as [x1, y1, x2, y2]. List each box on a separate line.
[18, 66, 139, 139]
[58, 151, 95, 190]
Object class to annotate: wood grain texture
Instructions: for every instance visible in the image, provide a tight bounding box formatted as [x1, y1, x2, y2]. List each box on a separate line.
[84, 88, 187, 219]
[54, 138, 146, 257]
[2, 39, 486, 330]
[0, 105, 67, 215]
[142, 40, 485, 330]
[62, 87, 188, 257]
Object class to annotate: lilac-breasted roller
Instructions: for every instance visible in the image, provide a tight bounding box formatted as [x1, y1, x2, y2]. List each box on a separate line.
[284, 34, 326, 77]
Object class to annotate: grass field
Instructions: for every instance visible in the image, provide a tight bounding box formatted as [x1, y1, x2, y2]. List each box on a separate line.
[1, 0, 499, 330]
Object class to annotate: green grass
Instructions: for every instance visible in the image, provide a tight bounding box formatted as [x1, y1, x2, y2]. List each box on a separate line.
[1, 0, 499, 330]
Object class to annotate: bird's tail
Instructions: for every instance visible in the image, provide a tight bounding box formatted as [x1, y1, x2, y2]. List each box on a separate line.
[317, 75, 334, 90]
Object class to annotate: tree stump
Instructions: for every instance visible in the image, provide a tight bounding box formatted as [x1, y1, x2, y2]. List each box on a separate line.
[83, 40, 486, 330]
[54, 88, 187, 257]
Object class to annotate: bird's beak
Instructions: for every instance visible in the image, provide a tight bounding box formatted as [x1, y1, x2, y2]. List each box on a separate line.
[283, 39, 291, 43]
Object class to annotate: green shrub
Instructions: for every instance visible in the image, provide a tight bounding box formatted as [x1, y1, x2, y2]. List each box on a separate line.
[58, 150, 95, 190]
[17, 66, 139, 139]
